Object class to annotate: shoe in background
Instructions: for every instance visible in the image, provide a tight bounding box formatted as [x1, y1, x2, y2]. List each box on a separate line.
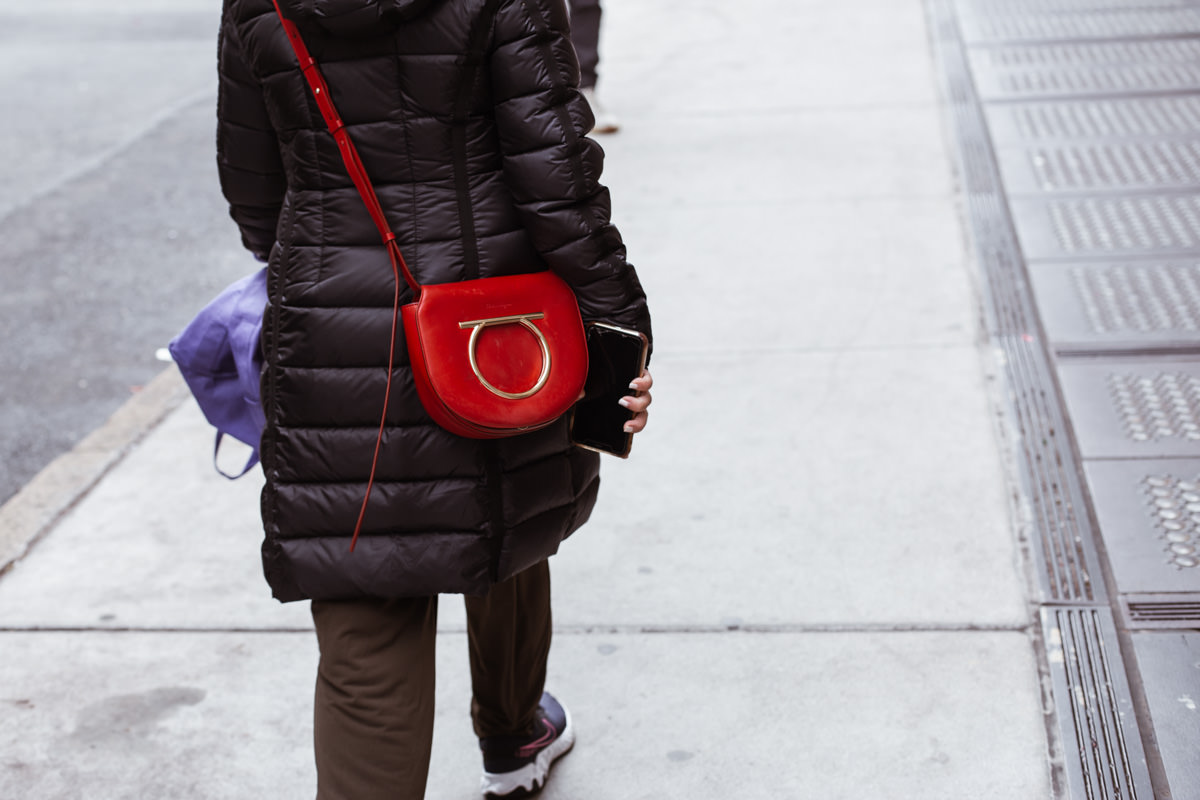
[581, 86, 620, 134]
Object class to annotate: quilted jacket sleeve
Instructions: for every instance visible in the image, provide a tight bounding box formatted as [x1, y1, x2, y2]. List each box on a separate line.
[489, 0, 652, 353]
[216, 5, 286, 262]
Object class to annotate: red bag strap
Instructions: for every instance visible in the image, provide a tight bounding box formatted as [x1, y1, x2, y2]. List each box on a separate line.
[271, 0, 420, 297]
[270, 1, 414, 551]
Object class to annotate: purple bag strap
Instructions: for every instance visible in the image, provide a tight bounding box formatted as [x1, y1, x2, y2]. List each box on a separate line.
[214, 432, 258, 480]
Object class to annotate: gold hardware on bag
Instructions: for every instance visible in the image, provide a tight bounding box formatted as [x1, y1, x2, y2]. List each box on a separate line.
[458, 313, 551, 400]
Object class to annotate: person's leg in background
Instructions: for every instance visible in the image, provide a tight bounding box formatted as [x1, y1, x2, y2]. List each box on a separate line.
[467, 560, 573, 799]
[567, 0, 620, 133]
[568, 0, 602, 91]
[311, 596, 439, 800]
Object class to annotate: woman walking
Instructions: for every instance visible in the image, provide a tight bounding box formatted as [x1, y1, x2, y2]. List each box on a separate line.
[215, 0, 653, 797]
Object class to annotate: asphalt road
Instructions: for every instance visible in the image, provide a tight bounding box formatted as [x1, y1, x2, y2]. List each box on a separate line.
[0, 3, 256, 504]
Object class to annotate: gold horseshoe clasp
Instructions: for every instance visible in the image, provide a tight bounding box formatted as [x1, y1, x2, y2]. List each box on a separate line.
[457, 313, 550, 400]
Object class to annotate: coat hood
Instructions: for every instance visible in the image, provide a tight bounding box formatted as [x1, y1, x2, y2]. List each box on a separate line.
[278, 0, 438, 36]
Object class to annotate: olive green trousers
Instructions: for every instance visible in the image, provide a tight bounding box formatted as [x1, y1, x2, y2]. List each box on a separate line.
[310, 560, 551, 800]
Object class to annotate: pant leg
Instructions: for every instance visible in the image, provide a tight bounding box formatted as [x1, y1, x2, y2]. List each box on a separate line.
[567, 0, 602, 88]
[465, 559, 553, 738]
[311, 595, 439, 800]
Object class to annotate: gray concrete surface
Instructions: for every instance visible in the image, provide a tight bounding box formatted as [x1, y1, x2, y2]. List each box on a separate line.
[0, 0, 1055, 798]
[0, 2, 254, 506]
[0, 628, 1048, 800]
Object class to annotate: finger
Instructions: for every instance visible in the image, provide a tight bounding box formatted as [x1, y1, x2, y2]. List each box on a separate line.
[623, 410, 648, 434]
[619, 392, 651, 414]
[628, 369, 653, 394]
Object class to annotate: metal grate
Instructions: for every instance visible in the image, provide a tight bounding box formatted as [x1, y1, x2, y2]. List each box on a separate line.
[1042, 607, 1155, 799]
[1071, 262, 1200, 334]
[961, 9, 1200, 43]
[1122, 593, 1200, 628]
[1005, 337, 1103, 602]
[1057, 362, 1200, 458]
[969, 40, 1200, 99]
[1109, 374, 1200, 446]
[1083, 459, 1200, 593]
[991, 96, 1200, 142]
[1027, 260, 1200, 353]
[976, 39, 1200, 69]
[1137, 474, 1200, 568]
[1000, 140, 1200, 193]
[961, 0, 1200, 13]
[1048, 195, 1200, 254]
[993, 64, 1200, 97]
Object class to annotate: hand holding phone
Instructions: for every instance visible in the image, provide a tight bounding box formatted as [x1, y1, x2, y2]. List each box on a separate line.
[621, 371, 653, 435]
[570, 323, 651, 457]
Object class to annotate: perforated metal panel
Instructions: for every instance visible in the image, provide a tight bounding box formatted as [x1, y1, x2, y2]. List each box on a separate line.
[1029, 260, 1200, 352]
[1085, 460, 1200, 594]
[1011, 194, 1200, 260]
[970, 40, 1200, 100]
[996, 140, 1200, 194]
[983, 64, 1200, 99]
[1058, 361, 1200, 457]
[1071, 263, 1200, 334]
[961, 9, 1200, 43]
[960, 0, 1200, 13]
[977, 40, 1200, 68]
[987, 96, 1200, 144]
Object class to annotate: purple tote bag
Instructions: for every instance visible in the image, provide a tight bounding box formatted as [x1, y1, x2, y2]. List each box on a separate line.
[168, 268, 268, 478]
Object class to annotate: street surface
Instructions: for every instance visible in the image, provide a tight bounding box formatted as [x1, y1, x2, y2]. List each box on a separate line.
[0, 1, 249, 504]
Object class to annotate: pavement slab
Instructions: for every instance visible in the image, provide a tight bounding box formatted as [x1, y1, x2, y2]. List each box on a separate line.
[0, 629, 1050, 800]
[0, 403, 304, 631]
[618, 198, 976, 355]
[602, 0, 941, 113]
[551, 346, 1028, 628]
[600, 108, 956, 208]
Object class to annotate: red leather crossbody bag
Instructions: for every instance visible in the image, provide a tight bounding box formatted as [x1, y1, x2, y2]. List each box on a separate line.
[272, 3, 588, 546]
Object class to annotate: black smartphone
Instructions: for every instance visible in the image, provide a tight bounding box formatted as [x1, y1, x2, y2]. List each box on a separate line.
[570, 322, 649, 458]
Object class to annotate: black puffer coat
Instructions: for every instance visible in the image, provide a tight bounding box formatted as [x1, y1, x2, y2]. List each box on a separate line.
[216, 0, 651, 602]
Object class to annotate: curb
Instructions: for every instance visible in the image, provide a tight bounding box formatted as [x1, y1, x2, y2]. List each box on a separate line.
[0, 367, 188, 574]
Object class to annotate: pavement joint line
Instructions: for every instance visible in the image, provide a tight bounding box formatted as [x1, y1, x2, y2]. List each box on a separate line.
[627, 101, 944, 119]
[621, 192, 956, 210]
[656, 341, 978, 360]
[0, 367, 188, 576]
[0, 623, 1034, 635]
[559, 623, 1035, 634]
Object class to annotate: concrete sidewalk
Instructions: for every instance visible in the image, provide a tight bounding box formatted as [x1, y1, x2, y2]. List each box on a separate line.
[0, 1, 1054, 798]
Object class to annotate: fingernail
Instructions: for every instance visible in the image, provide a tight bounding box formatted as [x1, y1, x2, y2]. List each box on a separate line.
[623, 423, 635, 433]
[628, 381, 639, 390]
[618, 397, 633, 409]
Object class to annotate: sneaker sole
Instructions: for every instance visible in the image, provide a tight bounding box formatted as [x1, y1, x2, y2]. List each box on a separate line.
[480, 708, 575, 800]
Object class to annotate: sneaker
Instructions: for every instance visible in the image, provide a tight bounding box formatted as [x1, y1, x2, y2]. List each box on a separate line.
[581, 87, 620, 134]
[479, 692, 575, 799]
